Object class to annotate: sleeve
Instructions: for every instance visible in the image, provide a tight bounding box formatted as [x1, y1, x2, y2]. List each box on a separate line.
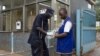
[34, 14, 42, 28]
[43, 19, 48, 31]
[64, 21, 72, 32]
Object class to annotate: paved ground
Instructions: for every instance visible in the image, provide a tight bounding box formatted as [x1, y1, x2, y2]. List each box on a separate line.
[0, 50, 22, 56]
[84, 42, 100, 56]
[0, 50, 31, 56]
[0, 49, 30, 56]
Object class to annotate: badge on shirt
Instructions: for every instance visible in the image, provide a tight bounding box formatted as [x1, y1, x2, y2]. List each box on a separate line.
[39, 9, 47, 14]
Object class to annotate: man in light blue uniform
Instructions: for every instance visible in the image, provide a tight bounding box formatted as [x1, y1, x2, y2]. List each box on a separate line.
[54, 8, 74, 56]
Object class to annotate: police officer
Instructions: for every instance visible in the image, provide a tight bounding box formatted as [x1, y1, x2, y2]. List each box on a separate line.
[28, 7, 54, 56]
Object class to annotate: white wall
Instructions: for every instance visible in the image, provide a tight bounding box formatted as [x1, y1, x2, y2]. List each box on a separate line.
[96, 21, 100, 27]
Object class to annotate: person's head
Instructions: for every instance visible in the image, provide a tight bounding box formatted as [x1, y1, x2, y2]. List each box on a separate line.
[45, 7, 54, 19]
[59, 8, 68, 19]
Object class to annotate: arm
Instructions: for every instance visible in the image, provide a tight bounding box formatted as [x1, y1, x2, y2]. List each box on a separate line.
[35, 14, 47, 35]
[37, 27, 47, 35]
[54, 21, 72, 38]
[55, 32, 67, 38]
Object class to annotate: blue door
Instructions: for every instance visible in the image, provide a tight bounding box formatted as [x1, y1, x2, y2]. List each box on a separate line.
[76, 9, 96, 56]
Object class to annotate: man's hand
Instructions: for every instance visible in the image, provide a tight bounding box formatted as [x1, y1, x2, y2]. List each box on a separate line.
[54, 33, 59, 38]
[37, 27, 47, 35]
[54, 32, 67, 38]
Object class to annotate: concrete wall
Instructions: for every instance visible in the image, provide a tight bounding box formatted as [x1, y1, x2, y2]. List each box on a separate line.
[0, 32, 58, 56]
[0, 32, 11, 51]
[70, 0, 94, 35]
[70, 0, 90, 22]
[70, 0, 95, 51]
[70, 0, 95, 22]
[0, 32, 31, 52]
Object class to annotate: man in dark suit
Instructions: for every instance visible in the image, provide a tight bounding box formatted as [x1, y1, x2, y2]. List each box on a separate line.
[28, 7, 54, 56]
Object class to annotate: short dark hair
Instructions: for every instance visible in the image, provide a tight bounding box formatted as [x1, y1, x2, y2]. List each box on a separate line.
[59, 8, 67, 14]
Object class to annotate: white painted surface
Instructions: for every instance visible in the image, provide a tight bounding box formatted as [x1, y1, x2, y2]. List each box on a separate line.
[39, 9, 47, 14]
[2, 6, 6, 10]
[88, 3, 92, 9]
[16, 21, 21, 30]
[96, 21, 100, 27]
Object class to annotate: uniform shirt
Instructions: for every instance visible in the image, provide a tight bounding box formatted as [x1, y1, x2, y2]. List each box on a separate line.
[56, 17, 73, 54]
[60, 20, 72, 33]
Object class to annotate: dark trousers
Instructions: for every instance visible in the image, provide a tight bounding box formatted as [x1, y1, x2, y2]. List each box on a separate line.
[61, 54, 72, 56]
[31, 45, 42, 56]
[31, 39, 49, 56]
[42, 38, 49, 56]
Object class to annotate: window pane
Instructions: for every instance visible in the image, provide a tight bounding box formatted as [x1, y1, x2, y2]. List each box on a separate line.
[13, 0, 24, 7]
[0, 0, 11, 10]
[12, 8, 23, 32]
[26, 0, 36, 4]
[25, 4, 36, 31]
[0, 11, 11, 31]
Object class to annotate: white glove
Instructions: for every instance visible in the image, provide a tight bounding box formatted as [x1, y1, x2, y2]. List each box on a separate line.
[47, 32, 54, 36]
